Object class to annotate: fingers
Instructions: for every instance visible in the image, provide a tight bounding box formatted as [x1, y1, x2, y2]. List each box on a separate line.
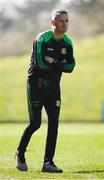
[45, 56, 54, 64]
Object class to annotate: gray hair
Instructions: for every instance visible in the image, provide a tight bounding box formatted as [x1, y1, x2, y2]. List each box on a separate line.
[51, 10, 68, 20]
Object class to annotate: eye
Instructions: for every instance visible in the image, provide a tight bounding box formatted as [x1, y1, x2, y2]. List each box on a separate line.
[60, 20, 63, 22]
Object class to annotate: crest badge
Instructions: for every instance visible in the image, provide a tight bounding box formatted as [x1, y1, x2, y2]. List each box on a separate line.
[61, 48, 67, 55]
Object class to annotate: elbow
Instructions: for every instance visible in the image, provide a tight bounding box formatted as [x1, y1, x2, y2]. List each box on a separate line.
[68, 68, 75, 73]
[64, 63, 76, 73]
[64, 68, 74, 73]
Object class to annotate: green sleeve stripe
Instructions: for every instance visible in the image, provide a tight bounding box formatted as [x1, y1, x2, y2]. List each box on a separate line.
[62, 34, 73, 46]
[42, 30, 54, 42]
[27, 83, 34, 120]
[63, 62, 75, 69]
[36, 36, 50, 70]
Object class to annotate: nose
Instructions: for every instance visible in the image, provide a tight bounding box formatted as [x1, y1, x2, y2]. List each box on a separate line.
[63, 21, 67, 26]
[63, 22, 67, 28]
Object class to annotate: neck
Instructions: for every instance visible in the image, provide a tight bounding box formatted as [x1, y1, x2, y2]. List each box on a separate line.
[53, 30, 63, 40]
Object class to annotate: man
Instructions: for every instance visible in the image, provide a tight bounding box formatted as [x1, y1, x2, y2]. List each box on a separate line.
[15, 10, 75, 173]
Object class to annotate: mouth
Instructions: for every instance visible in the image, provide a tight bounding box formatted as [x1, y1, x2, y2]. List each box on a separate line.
[63, 26, 67, 29]
[62, 26, 67, 31]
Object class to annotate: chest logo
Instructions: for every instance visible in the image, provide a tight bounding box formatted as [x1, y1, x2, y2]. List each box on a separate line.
[61, 48, 67, 55]
[47, 48, 54, 51]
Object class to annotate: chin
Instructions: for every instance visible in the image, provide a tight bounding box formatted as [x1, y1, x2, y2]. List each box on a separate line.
[61, 30, 67, 33]
[61, 29, 67, 33]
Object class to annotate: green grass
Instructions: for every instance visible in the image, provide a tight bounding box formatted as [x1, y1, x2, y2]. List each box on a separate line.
[0, 35, 104, 121]
[0, 122, 104, 179]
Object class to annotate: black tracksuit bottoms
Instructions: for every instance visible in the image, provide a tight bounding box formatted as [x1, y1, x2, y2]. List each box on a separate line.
[17, 78, 61, 163]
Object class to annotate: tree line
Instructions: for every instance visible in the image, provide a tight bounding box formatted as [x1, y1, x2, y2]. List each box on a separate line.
[0, 0, 103, 56]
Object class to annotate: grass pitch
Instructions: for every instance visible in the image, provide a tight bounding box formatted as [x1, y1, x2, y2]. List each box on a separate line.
[0, 122, 104, 179]
[0, 35, 104, 121]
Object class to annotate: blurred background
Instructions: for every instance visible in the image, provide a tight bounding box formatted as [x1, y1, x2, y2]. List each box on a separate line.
[0, 0, 104, 122]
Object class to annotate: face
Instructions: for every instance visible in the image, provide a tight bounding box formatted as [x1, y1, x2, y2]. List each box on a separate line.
[51, 13, 69, 34]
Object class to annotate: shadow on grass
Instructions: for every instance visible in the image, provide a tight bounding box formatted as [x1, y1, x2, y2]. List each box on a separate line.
[0, 119, 104, 124]
[73, 170, 104, 174]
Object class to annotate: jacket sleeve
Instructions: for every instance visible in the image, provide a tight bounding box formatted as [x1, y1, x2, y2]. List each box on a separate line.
[35, 35, 53, 71]
[55, 43, 75, 73]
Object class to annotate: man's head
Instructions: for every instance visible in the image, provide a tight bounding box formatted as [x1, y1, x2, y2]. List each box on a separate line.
[51, 10, 69, 34]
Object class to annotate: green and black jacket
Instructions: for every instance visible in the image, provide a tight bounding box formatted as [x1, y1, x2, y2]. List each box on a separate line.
[28, 30, 75, 81]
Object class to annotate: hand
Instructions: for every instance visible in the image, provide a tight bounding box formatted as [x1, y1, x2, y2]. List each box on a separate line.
[45, 56, 54, 64]
[61, 59, 67, 63]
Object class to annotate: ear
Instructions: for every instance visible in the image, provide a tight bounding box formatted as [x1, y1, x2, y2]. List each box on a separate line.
[51, 20, 55, 27]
